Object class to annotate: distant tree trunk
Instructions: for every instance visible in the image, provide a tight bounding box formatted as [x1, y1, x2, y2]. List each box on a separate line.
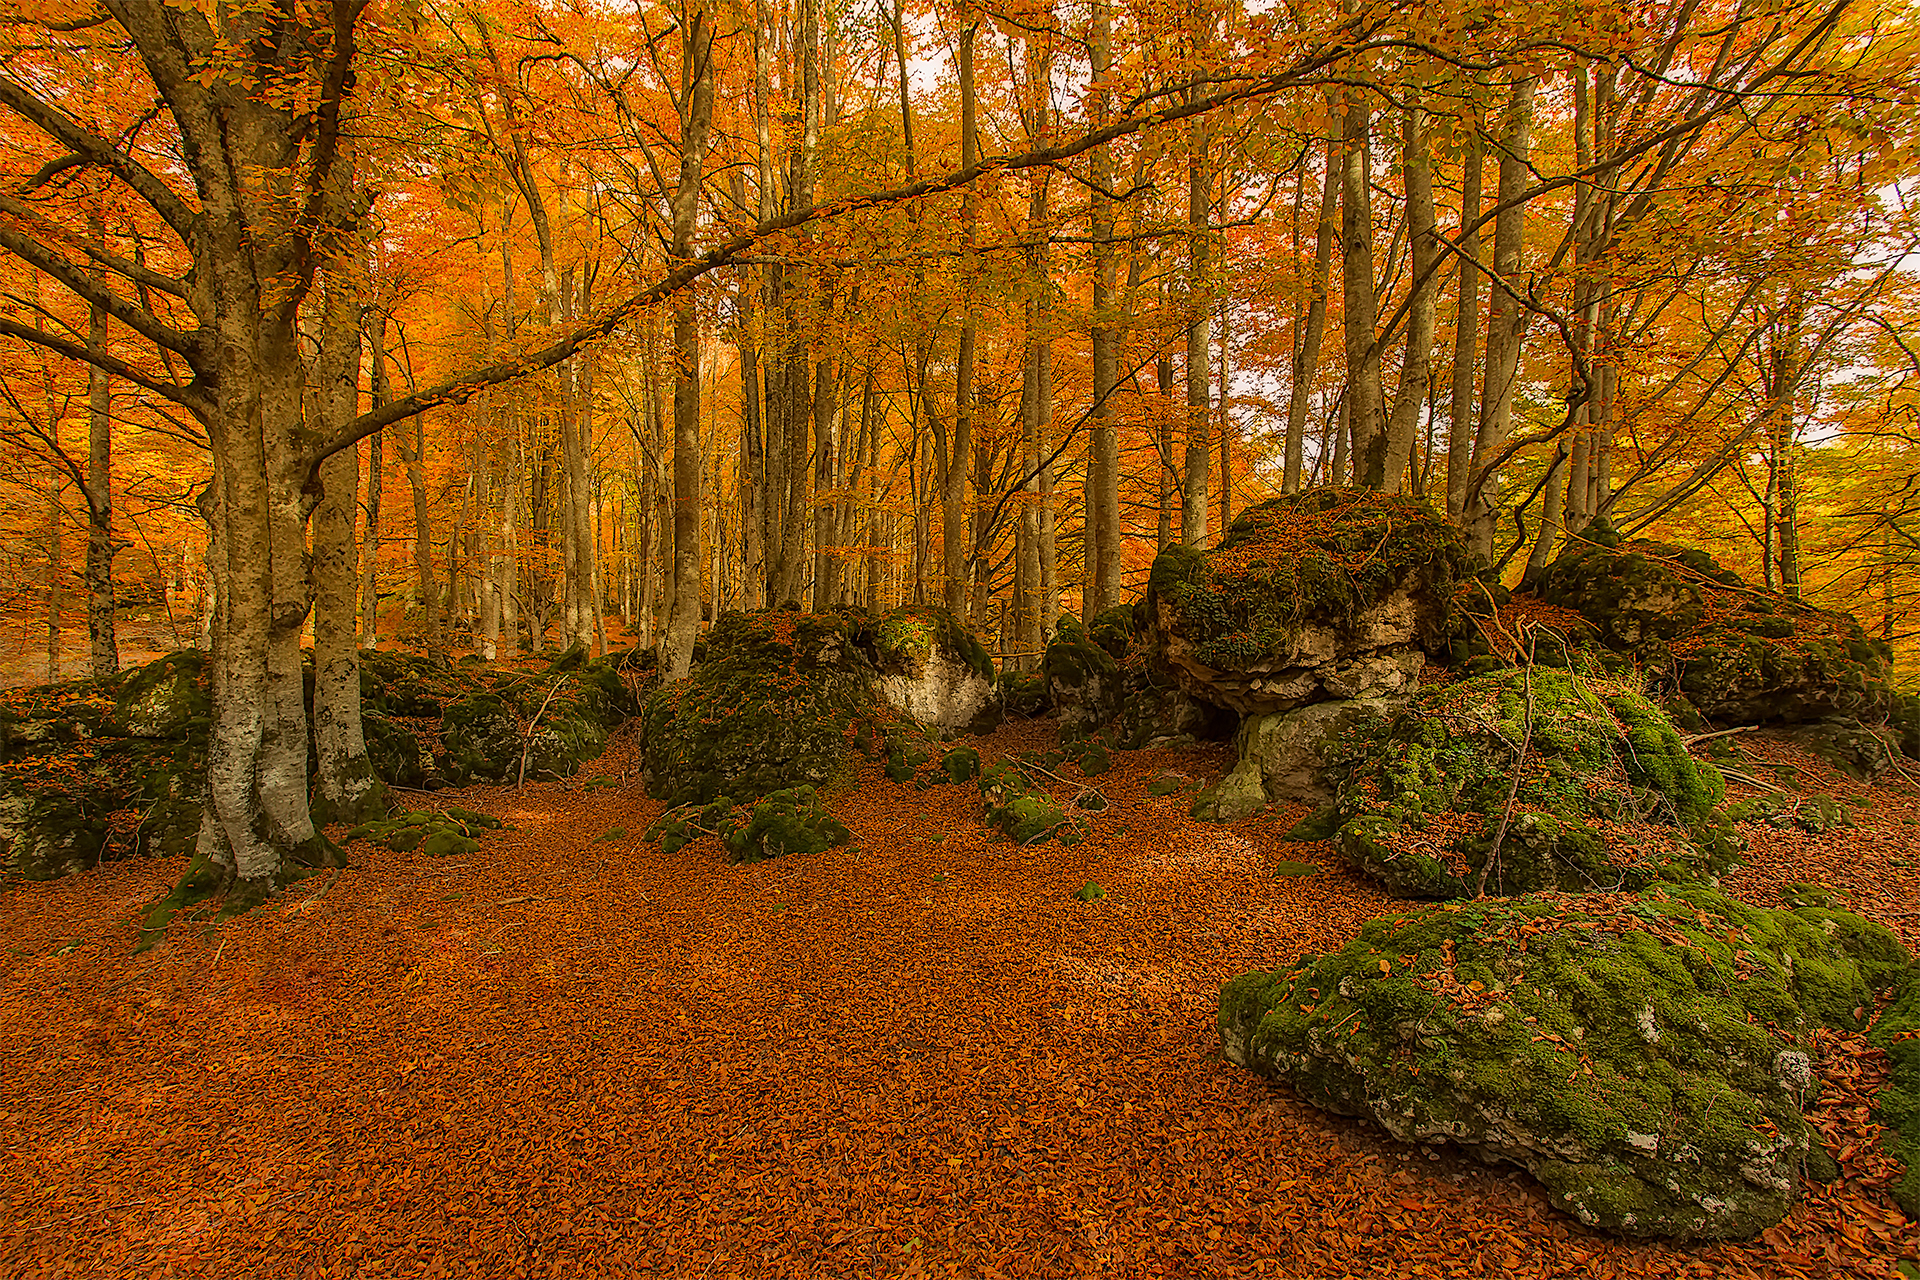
[1181, 87, 1211, 546]
[813, 351, 840, 608]
[1087, 0, 1120, 612]
[1217, 289, 1232, 529]
[665, 0, 714, 676]
[1467, 77, 1536, 559]
[944, 17, 979, 621]
[1157, 341, 1176, 551]
[1342, 85, 1386, 488]
[81, 216, 118, 678]
[359, 425, 382, 646]
[730, 170, 765, 611]
[1285, 111, 1339, 494]
[1383, 102, 1438, 494]
[44, 480, 60, 681]
[1446, 130, 1484, 524]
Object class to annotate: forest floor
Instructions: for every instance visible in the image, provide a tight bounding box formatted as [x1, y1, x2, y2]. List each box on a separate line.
[0, 719, 1916, 1279]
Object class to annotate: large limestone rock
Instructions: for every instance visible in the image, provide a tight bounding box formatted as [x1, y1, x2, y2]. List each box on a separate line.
[1536, 525, 1895, 727]
[1316, 668, 1739, 899]
[1043, 614, 1124, 735]
[1193, 698, 1400, 822]
[1219, 883, 1909, 1241]
[869, 605, 1001, 735]
[640, 610, 883, 806]
[1148, 489, 1471, 718]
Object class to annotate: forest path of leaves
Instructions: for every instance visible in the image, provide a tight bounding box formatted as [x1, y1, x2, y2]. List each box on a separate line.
[0, 721, 1914, 1279]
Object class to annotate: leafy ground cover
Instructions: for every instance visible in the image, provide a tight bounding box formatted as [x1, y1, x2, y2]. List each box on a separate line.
[0, 722, 1914, 1278]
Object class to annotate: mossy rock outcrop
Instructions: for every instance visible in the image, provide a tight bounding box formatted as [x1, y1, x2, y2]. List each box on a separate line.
[869, 605, 1000, 735]
[1044, 615, 1123, 735]
[1869, 965, 1920, 1216]
[343, 805, 504, 859]
[1219, 883, 1909, 1240]
[646, 785, 850, 864]
[978, 761, 1087, 846]
[1536, 528, 1895, 727]
[112, 651, 209, 738]
[1317, 668, 1738, 899]
[1192, 698, 1399, 823]
[641, 610, 883, 806]
[1149, 488, 1471, 717]
[2, 667, 208, 880]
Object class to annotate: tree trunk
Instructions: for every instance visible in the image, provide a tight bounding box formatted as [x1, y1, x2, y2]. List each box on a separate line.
[664, 0, 714, 679]
[1446, 130, 1484, 524]
[944, 18, 979, 621]
[1286, 112, 1339, 494]
[310, 256, 385, 827]
[84, 215, 118, 678]
[1182, 90, 1211, 546]
[1087, 0, 1120, 612]
[1467, 77, 1536, 560]
[1342, 85, 1386, 488]
[1382, 103, 1438, 494]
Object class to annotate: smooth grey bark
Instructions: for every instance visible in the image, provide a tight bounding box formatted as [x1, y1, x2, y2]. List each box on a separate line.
[1182, 90, 1211, 547]
[1446, 129, 1483, 524]
[1285, 115, 1339, 494]
[943, 19, 979, 620]
[1341, 85, 1386, 488]
[1467, 77, 1536, 560]
[663, 0, 713, 680]
[1087, 0, 1120, 613]
[1382, 103, 1438, 493]
[310, 254, 384, 827]
[84, 220, 118, 678]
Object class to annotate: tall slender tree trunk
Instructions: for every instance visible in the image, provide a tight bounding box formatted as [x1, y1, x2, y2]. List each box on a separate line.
[84, 215, 117, 678]
[1467, 77, 1536, 559]
[943, 17, 979, 621]
[1342, 84, 1386, 488]
[1383, 103, 1438, 493]
[1446, 130, 1484, 524]
[1087, 0, 1120, 612]
[1181, 85, 1211, 546]
[310, 248, 384, 826]
[1285, 113, 1339, 493]
[664, 0, 714, 677]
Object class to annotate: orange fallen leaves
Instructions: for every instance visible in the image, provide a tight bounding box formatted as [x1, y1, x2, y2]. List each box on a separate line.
[0, 721, 1910, 1278]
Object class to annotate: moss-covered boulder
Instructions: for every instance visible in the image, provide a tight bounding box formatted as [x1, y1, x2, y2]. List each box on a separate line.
[646, 785, 850, 864]
[1536, 529, 1894, 726]
[1870, 965, 1920, 1215]
[1148, 489, 1470, 718]
[112, 651, 209, 738]
[978, 761, 1087, 845]
[1319, 669, 1738, 899]
[1044, 615, 1123, 735]
[1219, 883, 1909, 1240]
[342, 805, 503, 859]
[870, 605, 1000, 735]
[640, 611, 883, 806]
[1194, 698, 1400, 823]
[361, 713, 427, 789]
[439, 693, 525, 786]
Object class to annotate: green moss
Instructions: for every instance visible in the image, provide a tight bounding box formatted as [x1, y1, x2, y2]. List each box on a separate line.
[646, 785, 850, 864]
[978, 761, 1087, 846]
[1220, 883, 1910, 1239]
[1870, 965, 1920, 1215]
[1074, 881, 1105, 902]
[1537, 534, 1895, 725]
[1077, 742, 1112, 776]
[1044, 617, 1122, 734]
[641, 611, 882, 806]
[871, 604, 995, 682]
[112, 651, 210, 738]
[1151, 488, 1471, 672]
[342, 806, 502, 856]
[941, 746, 981, 783]
[1326, 668, 1740, 898]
